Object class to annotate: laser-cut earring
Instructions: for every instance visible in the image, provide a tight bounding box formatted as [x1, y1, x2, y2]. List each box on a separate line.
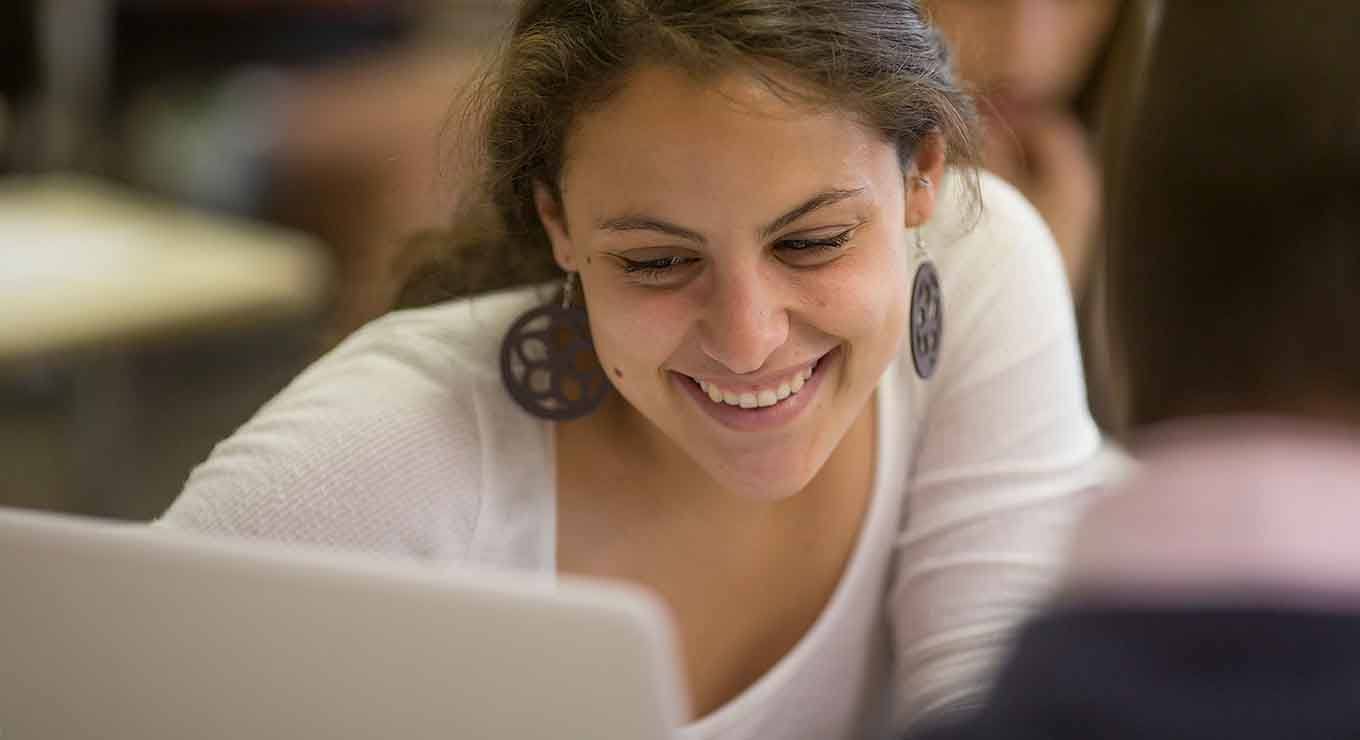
[909, 219, 943, 380]
[499, 272, 610, 420]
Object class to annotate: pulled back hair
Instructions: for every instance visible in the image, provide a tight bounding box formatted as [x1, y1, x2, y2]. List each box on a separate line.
[1109, 0, 1360, 426]
[399, 0, 978, 307]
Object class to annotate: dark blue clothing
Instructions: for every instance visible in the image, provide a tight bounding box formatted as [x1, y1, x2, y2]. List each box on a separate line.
[910, 607, 1360, 740]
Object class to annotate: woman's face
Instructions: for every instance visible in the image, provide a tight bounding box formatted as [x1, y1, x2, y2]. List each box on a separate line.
[928, 0, 1122, 109]
[537, 65, 938, 500]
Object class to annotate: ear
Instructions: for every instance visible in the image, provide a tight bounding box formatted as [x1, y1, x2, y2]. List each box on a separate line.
[904, 132, 947, 229]
[534, 180, 578, 272]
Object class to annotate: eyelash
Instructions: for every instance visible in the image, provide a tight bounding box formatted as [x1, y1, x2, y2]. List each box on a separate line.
[776, 230, 855, 253]
[616, 228, 856, 280]
[620, 255, 697, 276]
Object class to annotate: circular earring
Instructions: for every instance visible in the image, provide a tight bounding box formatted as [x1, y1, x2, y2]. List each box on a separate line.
[499, 272, 610, 420]
[909, 228, 943, 380]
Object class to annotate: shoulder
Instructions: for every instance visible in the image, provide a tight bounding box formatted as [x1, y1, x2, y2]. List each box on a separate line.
[362, 283, 553, 380]
[882, 167, 1078, 398]
[158, 285, 554, 561]
[913, 607, 1360, 740]
[928, 169, 1068, 303]
[882, 166, 1096, 472]
[905, 169, 1077, 384]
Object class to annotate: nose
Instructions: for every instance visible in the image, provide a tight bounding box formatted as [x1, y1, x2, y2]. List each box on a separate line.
[697, 270, 789, 375]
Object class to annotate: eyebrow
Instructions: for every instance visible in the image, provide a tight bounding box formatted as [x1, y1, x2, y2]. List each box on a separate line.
[596, 188, 865, 245]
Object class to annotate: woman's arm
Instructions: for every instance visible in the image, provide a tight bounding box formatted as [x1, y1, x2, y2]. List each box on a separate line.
[156, 309, 488, 561]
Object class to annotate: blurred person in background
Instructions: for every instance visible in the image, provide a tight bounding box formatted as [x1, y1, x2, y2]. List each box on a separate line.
[157, 1, 1112, 736]
[925, 0, 1160, 429]
[912, 2, 1360, 738]
[110, 0, 510, 345]
[254, 1, 514, 344]
[263, 47, 486, 344]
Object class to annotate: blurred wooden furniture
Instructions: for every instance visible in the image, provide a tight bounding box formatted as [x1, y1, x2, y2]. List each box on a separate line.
[0, 174, 331, 362]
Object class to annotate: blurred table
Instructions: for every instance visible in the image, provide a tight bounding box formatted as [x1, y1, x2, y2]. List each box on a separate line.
[0, 174, 330, 362]
[0, 174, 331, 516]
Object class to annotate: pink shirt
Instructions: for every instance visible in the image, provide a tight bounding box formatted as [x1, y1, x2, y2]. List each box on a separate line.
[1065, 415, 1360, 607]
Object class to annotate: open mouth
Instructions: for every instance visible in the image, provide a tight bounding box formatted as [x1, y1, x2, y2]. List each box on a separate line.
[672, 348, 836, 432]
[685, 355, 823, 410]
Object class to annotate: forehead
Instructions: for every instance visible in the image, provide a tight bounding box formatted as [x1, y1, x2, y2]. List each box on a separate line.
[558, 65, 900, 218]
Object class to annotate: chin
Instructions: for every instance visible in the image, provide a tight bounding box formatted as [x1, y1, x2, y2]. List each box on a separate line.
[704, 455, 822, 502]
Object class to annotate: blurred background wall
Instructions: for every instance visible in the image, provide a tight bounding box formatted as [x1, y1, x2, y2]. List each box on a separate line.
[1, 0, 512, 520]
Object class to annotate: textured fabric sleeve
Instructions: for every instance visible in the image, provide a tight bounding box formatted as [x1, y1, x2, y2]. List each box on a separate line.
[887, 173, 1107, 730]
[155, 311, 487, 561]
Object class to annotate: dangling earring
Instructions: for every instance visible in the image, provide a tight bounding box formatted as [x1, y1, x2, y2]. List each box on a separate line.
[909, 223, 943, 380]
[500, 272, 610, 420]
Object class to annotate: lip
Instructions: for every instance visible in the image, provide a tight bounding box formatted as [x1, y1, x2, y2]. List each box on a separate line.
[672, 347, 837, 433]
[687, 357, 821, 393]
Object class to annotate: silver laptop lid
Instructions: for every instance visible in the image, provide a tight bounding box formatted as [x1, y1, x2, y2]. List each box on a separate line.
[0, 507, 688, 740]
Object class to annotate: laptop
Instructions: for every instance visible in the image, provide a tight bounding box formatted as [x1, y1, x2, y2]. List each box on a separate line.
[0, 506, 690, 740]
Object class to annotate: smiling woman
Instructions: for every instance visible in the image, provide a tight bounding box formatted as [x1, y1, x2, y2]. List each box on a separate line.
[156, 2, 1108, 738]
[539, 64, 935, 500]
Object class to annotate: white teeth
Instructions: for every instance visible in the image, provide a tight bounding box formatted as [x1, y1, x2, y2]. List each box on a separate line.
[693, 358, 821, 411]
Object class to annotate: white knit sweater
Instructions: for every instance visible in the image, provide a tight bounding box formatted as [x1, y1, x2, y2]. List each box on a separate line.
[158, 172, 1108, 740]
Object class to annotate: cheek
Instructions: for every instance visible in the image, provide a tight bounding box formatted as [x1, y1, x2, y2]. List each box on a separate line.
[805, 241, 910, 346]
[584, 286, 690, 380]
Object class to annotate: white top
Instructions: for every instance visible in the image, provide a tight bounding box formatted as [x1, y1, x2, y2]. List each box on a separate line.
[157, 172, 1108, 739]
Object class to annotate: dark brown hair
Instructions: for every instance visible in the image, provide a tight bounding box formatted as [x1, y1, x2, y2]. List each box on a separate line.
[1075, 0, 1161, 430]
[1108, 0, 1360, 427]
[399, 0, 978, 307]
